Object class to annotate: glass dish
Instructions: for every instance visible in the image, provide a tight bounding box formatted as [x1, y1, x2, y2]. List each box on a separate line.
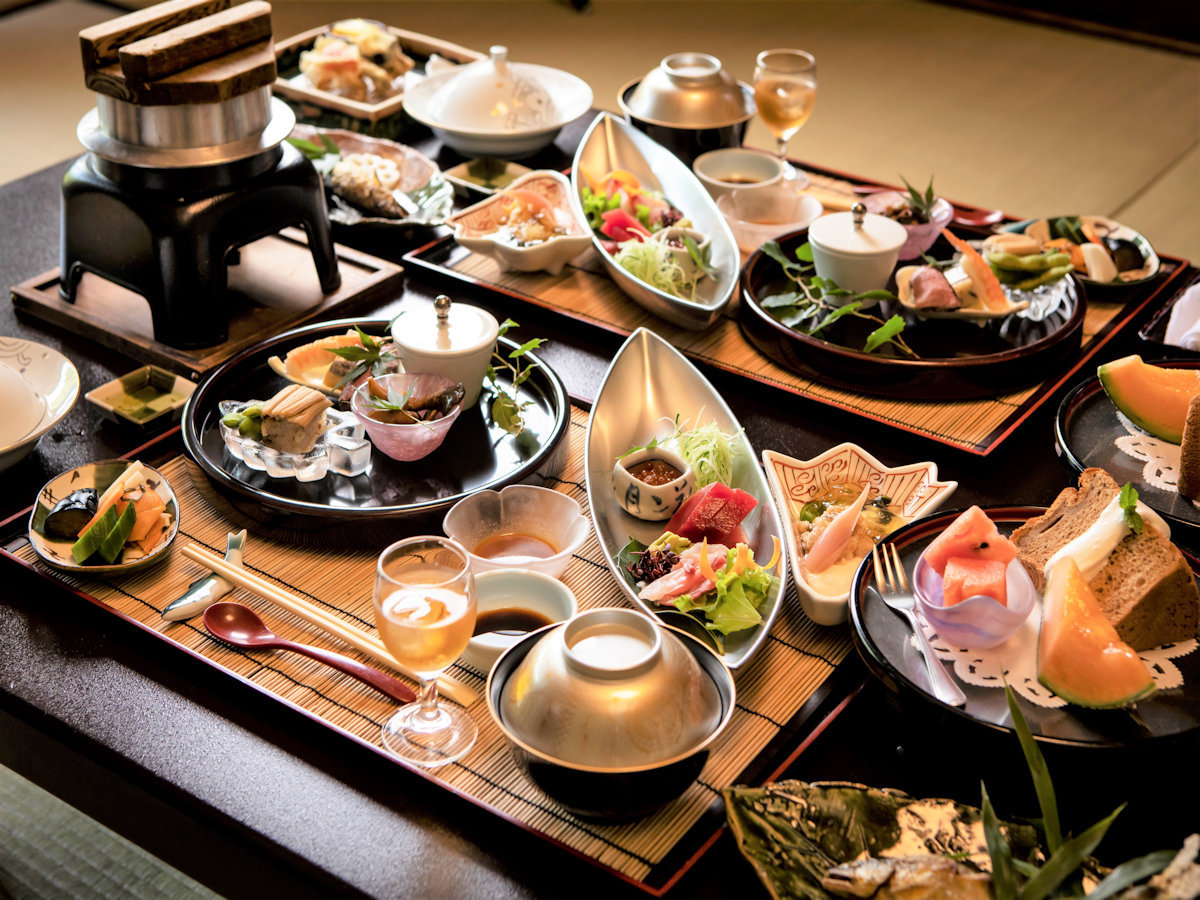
[912, 554, 1037, 650]
[218, 401, 370, 481]
[350, 373, 462, 462]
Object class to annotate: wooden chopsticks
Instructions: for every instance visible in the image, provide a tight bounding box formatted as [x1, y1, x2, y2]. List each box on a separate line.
[181, 544, 479, 707]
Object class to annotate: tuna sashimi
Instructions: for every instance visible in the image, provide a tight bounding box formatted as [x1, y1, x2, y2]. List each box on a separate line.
[666, 482, 758, 545]
[637, 542, 730, 606]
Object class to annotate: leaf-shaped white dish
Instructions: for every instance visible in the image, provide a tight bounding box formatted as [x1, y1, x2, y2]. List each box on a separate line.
[570, 113, 739, 331]
[447, 170, 593, 275]
[584, 328, 788, 669]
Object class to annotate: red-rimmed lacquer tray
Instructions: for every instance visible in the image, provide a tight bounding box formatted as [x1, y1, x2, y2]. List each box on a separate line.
[402, 165, 1189, 456]
[0, 419, 862, 896]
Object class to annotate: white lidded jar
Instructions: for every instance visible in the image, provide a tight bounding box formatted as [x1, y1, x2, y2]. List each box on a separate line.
[434, 45, 557, 131]
[391, 295, 499, 409]
[807, 202, 907, 297]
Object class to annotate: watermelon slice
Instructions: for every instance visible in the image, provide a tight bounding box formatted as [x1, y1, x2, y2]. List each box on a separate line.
[922, 505, 1018, 577]
[942, 556, 1008, 607]
[665, 482, 758, 545]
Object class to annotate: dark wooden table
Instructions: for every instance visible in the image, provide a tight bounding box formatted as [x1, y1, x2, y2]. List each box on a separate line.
[1, 116, 1195, 898]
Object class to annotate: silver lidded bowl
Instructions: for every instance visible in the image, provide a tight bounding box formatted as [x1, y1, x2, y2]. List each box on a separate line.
[487, 607, 735, 821]
[619, 52, 755, 166]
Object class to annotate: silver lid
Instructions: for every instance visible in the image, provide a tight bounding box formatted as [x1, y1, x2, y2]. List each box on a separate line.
[621, 53, 755, 128]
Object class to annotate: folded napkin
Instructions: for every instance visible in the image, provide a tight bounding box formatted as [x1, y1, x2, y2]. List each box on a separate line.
[1165, 282, 1200, 350]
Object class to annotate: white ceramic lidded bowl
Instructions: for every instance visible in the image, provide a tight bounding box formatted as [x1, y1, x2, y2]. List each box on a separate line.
[391, 294, 499, 409]
[807, 202, 908, 295]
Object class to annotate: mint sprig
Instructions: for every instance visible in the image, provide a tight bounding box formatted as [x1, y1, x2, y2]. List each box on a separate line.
[1119, 483, 1144, 534]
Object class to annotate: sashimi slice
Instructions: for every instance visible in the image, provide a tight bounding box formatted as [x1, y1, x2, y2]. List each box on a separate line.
[803, 485, 870, 574]
[666, 482, 758, 544]
[638, 559, 714, 606]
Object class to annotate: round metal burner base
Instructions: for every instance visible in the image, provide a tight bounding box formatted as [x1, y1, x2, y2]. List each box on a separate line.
[59, 141, 341, 349]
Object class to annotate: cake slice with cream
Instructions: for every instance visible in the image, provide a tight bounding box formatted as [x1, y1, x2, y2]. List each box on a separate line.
[1011, 468, 1199, 651]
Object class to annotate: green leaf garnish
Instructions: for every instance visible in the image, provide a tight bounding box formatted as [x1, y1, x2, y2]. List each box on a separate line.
[899, 174, 938, 224]
[485, 320, 545, 437]
[1119, 483, 1144, 534]
[983, 783, 1018, 900]
[1086, 850, 1176, 900]
[757, 241, 916, 358]
[1006, 683, 1063, 852]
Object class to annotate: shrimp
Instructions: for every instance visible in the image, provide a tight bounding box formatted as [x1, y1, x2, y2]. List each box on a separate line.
[941, 229, 1010, 313]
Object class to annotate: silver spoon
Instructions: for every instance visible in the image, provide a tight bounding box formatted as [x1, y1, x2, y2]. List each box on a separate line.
[204, 602, 416, 704]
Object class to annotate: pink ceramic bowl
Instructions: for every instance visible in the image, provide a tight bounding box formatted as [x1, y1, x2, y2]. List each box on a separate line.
[861, 191, 954, 261]
[350, 373, 462, 462]
[912, 554, 1036, 649]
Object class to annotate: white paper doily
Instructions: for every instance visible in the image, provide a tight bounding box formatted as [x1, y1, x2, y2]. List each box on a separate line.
[915, 601, 1196, 707]
[1114, 411, 1200, 504]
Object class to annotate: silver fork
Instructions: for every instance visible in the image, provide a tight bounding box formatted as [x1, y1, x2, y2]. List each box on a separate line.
[872, 543, 967, 707]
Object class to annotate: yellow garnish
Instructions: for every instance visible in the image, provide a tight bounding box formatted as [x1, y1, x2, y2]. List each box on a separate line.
[764, 536, 781, 573]
[732, 543, 752, 576]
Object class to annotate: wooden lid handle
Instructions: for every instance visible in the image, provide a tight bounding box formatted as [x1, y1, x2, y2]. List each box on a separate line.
[118, 0, 273, 82]
[79, 0, 231, 74]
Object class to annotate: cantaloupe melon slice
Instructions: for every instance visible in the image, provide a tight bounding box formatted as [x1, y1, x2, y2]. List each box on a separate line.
[1098, 354, 1200, 444]
[1038, 557, 1155, 708]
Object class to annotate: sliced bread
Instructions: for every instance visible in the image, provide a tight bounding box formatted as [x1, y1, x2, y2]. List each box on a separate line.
[1012, 468, 1199, 651]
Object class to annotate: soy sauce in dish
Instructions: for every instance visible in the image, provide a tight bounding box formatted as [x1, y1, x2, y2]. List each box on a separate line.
[473, 607, 553, 636]
[473, 532, 556, 562]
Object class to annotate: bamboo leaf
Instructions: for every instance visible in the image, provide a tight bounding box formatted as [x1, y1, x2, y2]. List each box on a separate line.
[983, 783, 1019, 900]
[1018, 806, 1124, 900]
[1006, 685, 1063, 852]
[1086, 850, 1175, 900]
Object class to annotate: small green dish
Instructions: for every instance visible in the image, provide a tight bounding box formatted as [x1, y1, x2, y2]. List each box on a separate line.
[86, 366, 195, 430]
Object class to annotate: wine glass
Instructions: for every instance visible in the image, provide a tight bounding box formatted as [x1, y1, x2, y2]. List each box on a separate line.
[373, 535, 477, 767]
[753, 49, 817, 186]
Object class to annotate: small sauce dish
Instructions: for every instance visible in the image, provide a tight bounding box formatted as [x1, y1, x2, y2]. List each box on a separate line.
[717, 186, 823, 257]
[350, 372, 462, 462]
[913, 554, 1037, 649]
[693, 147, 785, 201]
[612, 446, 695, 521]
[442, 484, 590, 579]
[460, 568, 578, 674]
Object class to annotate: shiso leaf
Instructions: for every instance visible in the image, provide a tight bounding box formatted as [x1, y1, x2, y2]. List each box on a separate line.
[1119, 483, 1144, 535]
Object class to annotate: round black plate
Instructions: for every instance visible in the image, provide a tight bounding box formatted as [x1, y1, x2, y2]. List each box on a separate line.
[849, 506, 1200, 747]
[739, 228, 1085, 399]
[1055, 361, 1200, 531]
[181, 317, 570, 533]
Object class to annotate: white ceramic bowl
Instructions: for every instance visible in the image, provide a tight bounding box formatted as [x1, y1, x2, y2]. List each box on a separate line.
[402, 48, 593, 158]
[390, 296, 499, 409]
[717, 187, 823, 256]
[693, 148, 785, 201]
[442, 484, 590, 579]
[807, 206, 908, 294]
[762, 443, 958, 625]
[446, 170, 592, 275]
[611, 446, 695, 521]
[0, 339, 80, 474]
[460, 568, 578, 674]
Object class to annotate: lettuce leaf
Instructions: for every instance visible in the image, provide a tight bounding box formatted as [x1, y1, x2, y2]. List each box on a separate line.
[672, 547, 776, 636]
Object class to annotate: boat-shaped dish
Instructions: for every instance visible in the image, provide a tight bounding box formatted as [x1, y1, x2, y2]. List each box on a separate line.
[1003, 214, 1160, 290]
[584, 328, 788, 669]
[29, 460, 179, 576]
[181, 317, 569, 530]
[0, 338, 79, 473]
[273, 24, 483, 140]
[290, 125, 452, 228]
[446, 170, 592, 275]
[571, 113, 739, 331]
[762, 443, 957, 626]
[739, 227, 1085, 399]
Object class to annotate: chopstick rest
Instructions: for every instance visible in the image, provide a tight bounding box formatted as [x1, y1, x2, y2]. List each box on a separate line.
[180, 543, 479, 707]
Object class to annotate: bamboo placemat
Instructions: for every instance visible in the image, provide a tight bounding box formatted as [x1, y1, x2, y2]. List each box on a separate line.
[405, 236, 1184, 456]
[10, 406, 852, 890]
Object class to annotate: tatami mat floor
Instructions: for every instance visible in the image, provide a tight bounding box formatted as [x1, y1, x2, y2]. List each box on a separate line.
[0, 0, 1198, 895]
